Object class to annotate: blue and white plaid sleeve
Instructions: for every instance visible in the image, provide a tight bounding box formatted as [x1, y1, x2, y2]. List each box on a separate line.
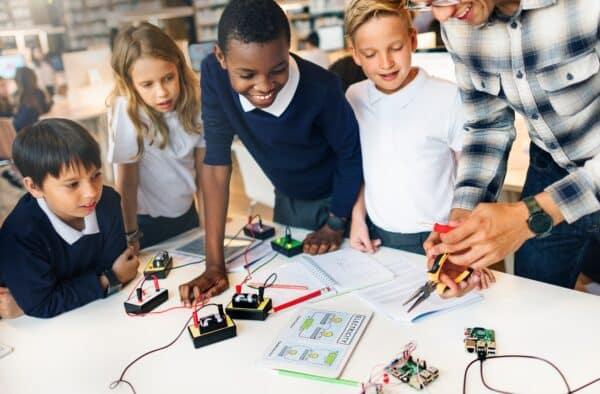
[546, 158, 600, 223]
[450, 60, 516, 211]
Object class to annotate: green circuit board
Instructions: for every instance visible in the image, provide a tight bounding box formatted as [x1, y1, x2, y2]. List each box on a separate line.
[387, 356, 439, 390]
[464, 327, 496, 356]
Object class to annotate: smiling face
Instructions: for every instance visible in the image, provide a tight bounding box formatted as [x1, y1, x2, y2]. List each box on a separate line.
[24, 162, 103, 229]
[430, 0, 520, 25]
[351, 14, 418, 95]
[129, 56, 181, 113]
[216, 36, 290, 109]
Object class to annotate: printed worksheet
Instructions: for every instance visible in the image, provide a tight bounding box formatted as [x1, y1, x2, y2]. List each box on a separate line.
[357, 254, 482, 322]
[259, 307, 372, 378]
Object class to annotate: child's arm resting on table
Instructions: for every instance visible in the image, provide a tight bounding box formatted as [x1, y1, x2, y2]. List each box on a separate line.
[177, 58, 236, 306]
[304, 79, 363, 254]
[178, 164, 230, 306]
[349, 184, 381, 253]
[0, 233, 113, 318]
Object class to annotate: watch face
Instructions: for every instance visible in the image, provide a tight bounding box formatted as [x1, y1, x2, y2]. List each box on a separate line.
[528, 212, 553, 236]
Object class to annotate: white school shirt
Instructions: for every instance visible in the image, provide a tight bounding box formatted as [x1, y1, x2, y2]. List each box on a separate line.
[36, 198, 99, 245]
[107, 97, 205, 218]
[346, 68, 465, 233]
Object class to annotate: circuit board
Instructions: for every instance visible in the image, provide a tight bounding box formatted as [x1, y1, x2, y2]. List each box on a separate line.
[464, 327, 496, 357]
[387, 356, 439, 390]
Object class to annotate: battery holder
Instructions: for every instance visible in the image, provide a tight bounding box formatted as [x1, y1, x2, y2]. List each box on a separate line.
[243, 222, 275, 240]
[226, 287, 272, 321]
[124, 277, 168, 314]
[143, 250, 173, 279]
[271, 227, 303, 257]
[188, 304, 237, 348]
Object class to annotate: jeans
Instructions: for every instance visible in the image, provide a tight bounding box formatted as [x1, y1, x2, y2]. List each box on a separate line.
[514, 143, 600, 288]
[138, 204, 199, 249]
[273, 190, 331, 231]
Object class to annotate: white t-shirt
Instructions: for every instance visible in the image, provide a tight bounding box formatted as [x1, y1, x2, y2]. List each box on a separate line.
[107, 97, 205, 218]
[346, 68, 465, 233]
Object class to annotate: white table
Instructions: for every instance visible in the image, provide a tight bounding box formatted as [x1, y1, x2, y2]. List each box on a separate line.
[2, 220, 599, 394]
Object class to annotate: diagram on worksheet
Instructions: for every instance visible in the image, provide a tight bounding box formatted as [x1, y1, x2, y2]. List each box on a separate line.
[260, 307, 372, 378]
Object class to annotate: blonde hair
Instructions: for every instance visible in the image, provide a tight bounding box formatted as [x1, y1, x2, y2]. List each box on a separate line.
[344, 0, 413, 42]
[108, 22, 201, 156]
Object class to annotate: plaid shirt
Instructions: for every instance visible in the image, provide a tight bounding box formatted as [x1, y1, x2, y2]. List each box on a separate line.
[441, 0, 600, 223]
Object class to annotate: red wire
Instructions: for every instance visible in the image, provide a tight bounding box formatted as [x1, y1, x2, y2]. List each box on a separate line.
[235, 215, 260, 293]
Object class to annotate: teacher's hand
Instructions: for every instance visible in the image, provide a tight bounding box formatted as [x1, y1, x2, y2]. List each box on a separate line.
[429, 202, 534, 270]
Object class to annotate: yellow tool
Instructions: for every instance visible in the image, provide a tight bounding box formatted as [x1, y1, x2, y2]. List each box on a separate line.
[403, 253, 472, 313]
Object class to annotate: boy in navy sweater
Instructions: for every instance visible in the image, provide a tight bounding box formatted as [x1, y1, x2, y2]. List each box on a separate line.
[0, 119, 139, 319]
[179, 0, 362, 303]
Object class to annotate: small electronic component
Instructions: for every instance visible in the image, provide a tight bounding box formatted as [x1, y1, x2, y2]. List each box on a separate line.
[387, 356, 439, 390]
[271, 227, 303, 257]
[188, 304, 237, 348]
[123, 276, 169, 314]
[464, 327, 496, 357]
[142, 250, 173, 279]
[360, 384, 384, 394]
[243, 218, 275, 240]
[226, 286, 272, 321]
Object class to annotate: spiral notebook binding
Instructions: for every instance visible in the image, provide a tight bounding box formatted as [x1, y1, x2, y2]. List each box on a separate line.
[301, 256, 338, 289]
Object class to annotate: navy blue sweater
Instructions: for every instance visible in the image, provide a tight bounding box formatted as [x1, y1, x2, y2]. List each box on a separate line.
[201, 53, 362, 217]
[0, 186, 126, 318]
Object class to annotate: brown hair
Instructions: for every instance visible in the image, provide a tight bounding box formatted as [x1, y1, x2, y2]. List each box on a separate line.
[108, 22, 201, 156]
[344, 0, 413, 42]
[14, 67, 47, 115]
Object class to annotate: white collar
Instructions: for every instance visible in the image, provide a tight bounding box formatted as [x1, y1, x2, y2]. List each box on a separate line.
[239, 55, 300, 117]
[37, 198, 100, 245]
[368, 67, 427, 107]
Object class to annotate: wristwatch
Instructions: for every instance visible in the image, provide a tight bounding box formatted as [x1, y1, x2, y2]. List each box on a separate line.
[103, 269, 122, 297]
[326, 213, 347, 231]
[523, 196, 553, 238]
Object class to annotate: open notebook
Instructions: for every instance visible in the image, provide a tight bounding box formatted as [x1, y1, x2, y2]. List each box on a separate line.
[259, 307, 372, 378]
[357, 254, 482, 323]
[252, 248, 395, 308]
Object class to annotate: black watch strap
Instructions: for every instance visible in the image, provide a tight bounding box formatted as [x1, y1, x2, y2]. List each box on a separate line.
[523, 196, 553, 238]
[523, 196, 542, 215]
[103, 269, 122, 297]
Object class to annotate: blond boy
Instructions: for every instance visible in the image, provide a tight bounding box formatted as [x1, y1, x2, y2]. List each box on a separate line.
[344, 0, 494, 289]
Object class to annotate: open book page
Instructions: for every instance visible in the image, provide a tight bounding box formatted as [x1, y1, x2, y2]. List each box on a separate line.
[259, 307, 372, 378]
[300, 248, 395, 294]
[251, 248, 395, 310]
[357, 254, 482, 323]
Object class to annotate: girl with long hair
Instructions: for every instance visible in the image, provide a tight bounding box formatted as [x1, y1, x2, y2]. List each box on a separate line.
[108, 22, 204, 252]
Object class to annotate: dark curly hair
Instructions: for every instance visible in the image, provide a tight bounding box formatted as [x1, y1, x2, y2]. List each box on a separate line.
[217, 0, 291, 55]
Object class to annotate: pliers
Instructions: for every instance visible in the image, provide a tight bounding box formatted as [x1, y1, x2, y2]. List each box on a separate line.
[403, 223, 473, 313]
